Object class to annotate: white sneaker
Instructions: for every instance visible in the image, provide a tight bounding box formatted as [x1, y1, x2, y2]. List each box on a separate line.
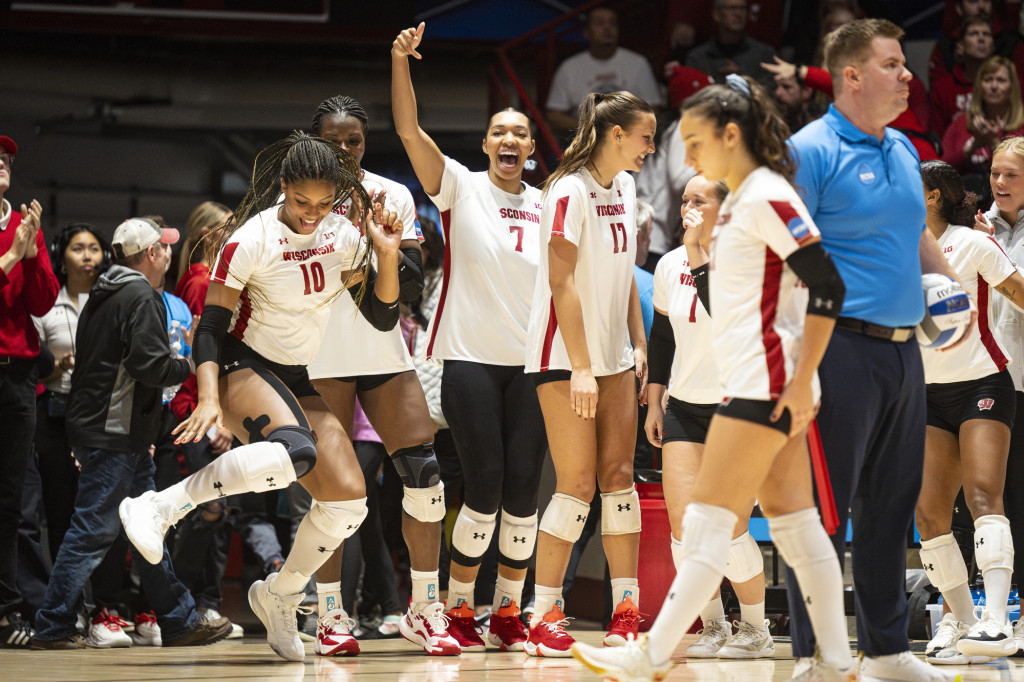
[925, 613, 988, 665]
[131, 611, 162, 646]
[1012, 619, 1024, 655]
[248, 573, 311, 662]
[199, 607, 242, 640]
[956, 612, 1016, 658]
[686, 618, 730, 658]
[119, 490, 185, 564]
[86, 608, 133, 648]
[571, 634, 674, 681]
[315, 609, 360, 657]
[399, 602, 460, 656]
[718, 619, 775, 659]
[861, 650, 961, 682]
[790, 655, 857, 681]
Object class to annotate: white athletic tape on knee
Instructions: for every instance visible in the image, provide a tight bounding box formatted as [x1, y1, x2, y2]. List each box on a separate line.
[975, 514, 1014, 574]
[723, 531, 763, 583]
[236, 441, 298, 493]
[452, 505, 497, 560]
[679, 502, 737, 573]
[919, 533, 969, 592]
[539, 493, 591, 543]
[499, 510, 539, 564]
[309, 498, 368, 541]
[402, 481, 446, 523]
[767, 507, 835, 569]
[601, 486, 641, 535]
[670, 534, 684, 569]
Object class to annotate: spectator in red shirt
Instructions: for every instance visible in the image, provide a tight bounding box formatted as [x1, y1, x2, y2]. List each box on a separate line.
[930, 0, 1024, 87]
[930, 15, 996, 136]
[943, 56, 1024, 177]
[0, 134, 58, 648]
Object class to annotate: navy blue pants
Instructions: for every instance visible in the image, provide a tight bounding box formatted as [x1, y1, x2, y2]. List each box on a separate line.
[786, 328, 926, 657]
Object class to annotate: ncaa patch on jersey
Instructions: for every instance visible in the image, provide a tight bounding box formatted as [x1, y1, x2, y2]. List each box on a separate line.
[768, 200, 813, 245]
[414, 218, 424, 242]
[979, 398, 995, 411]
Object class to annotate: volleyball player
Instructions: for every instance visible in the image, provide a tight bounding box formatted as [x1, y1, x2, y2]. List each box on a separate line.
[572, 75, 853, 681]
[522, 90, 653, 657]
[120, 131, 403, 662]
[392, 23, 548, 653]
[302, 94, 457, 657]
[917, 160, 1024, 663]
[646, 174, 773, 659]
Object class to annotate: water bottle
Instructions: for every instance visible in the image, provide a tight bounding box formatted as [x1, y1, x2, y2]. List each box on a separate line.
[163, 320, 184, 404]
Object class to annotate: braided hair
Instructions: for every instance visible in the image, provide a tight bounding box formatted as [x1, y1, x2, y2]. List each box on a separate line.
[311, 95, 369, 137]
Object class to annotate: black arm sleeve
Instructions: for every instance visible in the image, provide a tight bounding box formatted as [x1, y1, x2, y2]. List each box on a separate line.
[648, 311, 676, 387]
[348, 265, 400, 332]
[785, 242, 846, 319]
[398, 246, 425, 303]
[692, 263, 710, 315]
[193, 304, 233, 367]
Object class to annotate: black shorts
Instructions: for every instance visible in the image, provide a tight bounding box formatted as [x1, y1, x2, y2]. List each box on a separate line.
[332, 371, 406, 392]
[529, 369, 572, 387]
[220, 334, 319, 399]
[926, 370, 1016, 434]
[717, 397, 791, 436]
[662, 397, 719, 444]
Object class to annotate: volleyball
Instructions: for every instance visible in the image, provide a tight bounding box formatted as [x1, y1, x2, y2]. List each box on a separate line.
[915, 273, 971, 349]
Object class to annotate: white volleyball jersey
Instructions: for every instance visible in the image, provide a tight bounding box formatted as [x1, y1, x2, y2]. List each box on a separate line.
[525, 169, 637, 376]
[653, 246, 722, 404]
[710, 167, 820, 402]
[308, 170, 421, 379]
[211, 206, 366, 367]
[424, 156, 542, 365]
[922, 224, 1015, 384]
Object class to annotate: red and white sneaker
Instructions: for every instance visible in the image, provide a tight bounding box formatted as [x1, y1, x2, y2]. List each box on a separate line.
[314, 610, 360, 657]
[131, 611, 162, 647]
[604, 596, 641, 647]
[399, 602, 461, 656]
[487, 601, 528, 651]
[87, 608, 133, 648]
[524, 605, 574, 658]
[445, 603, 486, 652]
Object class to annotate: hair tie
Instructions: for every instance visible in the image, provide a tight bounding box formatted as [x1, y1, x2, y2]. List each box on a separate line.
[594, 93, 605, 104]
[725, 74, 752, 98]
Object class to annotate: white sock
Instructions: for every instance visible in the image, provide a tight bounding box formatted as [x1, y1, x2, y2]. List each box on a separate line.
[920, 533, 978, 626]
[670, 534, 684, 569]
[740, 600, 765, 627]
[411, 570, 440, 607]
[984, 568, 1012, 622]
[610, 578, 640, 609]
[699, 596, 725, 624]
[531, 584, 565, 628]
[975, 515, 1015, 623]
[271, 512, 342, 596]
[316, 581, 342, 616]
[493, 574, 525, 612]
[445, 578, 475, 613]
[946, 582, 980, 626]
[769, 508, 851, 670]
[647, 502, 737, 664]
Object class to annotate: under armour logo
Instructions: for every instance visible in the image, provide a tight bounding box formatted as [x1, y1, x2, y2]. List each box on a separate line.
[317, 546, 328, 553]
[923, 563, 934, 571]
[431, 496, 442, 504]
[266, 476, 276, 487]
[576, 515, 585, 522]
[473, 532, 487, 540]
[618, 504, 631, 512]
[617, 189, 622, 197]
[805, 596, 812, 605]
[513, 536, 526, 543]
[590, 192, 597, 198]
[814, 297, 832, 310]
[278, 238, 289, 245]
[214, 481, 225, 498]
[977, 538, 986, 548]
[347, 524, 359, 530]
[223, 361, 239, 371]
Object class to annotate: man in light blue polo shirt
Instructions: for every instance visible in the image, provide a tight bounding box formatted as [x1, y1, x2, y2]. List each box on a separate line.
[784, 19, 966, 681]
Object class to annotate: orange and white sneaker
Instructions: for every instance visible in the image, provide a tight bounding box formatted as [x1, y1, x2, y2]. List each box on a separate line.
[445, 603, 486, 652]
[399, 602, 461, 656]
[486, 601, 528, 651]
[524, 605, 574, 658]
[314, 609, 360, 657]
[604, 596, 642, 647]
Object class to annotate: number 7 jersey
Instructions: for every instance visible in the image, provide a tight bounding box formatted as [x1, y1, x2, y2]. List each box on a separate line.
[525, 169, 637, 376]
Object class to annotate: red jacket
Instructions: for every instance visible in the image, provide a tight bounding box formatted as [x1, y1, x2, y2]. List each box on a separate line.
[929, 64, 974, 136]
[0, 207, 59, 358]
[169, 262, 211, 420]
[942, 112, 1024, 175]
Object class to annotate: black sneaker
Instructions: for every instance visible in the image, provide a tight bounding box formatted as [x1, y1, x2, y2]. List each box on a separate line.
[0, 613, 34, 648]
[163, 615, 232, 647]
[31, 633, 86, 650]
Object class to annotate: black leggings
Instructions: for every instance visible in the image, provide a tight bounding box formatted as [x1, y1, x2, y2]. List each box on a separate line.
[440, 361, 547, 518]
[1004, 391, 1024, 586]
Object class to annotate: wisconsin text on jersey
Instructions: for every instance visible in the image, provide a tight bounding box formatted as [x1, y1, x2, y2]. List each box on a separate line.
[499, 208, 540, 223]
[282, 243, 336, 262]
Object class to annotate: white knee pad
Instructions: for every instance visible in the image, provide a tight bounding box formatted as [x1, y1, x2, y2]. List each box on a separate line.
[498, 510, 539, 568]
[679, 502, 738, 573]
[723, 532, 763, 583]
[539, 493, 591, 543]
[601, 486, 641, 535]
[402, 481, 446, 523]
[975, 514, 1014, 574]
[919, 533, 969, 592]
[236, 441, 298, 492]
[308, 498, 368, 542]
[767, 507, 836, 569]
[451, 506, 497, 564]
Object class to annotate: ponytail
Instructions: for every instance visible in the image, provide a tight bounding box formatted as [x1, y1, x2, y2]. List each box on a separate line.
[920, 160, 977, 227]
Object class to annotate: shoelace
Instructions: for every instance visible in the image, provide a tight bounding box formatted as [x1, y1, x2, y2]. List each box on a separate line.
[135, 612, 158, 627]
[609, 608, 645, 631]
[102, 611, 130, 631]
[541, 615, 574, 639]
[273, 597, 313, 635]
[325, 613, 357, 633]
[423, 606, 451, 636]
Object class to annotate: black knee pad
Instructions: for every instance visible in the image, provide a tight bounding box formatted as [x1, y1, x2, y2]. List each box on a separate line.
[391, 443, 441, 488]
[267, 425, 317, 478]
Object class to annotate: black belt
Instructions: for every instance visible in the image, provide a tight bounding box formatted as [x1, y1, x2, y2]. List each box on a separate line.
[836, 317, 915, 343]
[0, 356, 26, 366]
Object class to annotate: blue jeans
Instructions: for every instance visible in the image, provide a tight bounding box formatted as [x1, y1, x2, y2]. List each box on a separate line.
[34, 447, 199, 641]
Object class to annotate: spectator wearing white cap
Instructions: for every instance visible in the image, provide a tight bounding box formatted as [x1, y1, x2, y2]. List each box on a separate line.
[32, 217, 231, 650]
[0, 134, 58, 649]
